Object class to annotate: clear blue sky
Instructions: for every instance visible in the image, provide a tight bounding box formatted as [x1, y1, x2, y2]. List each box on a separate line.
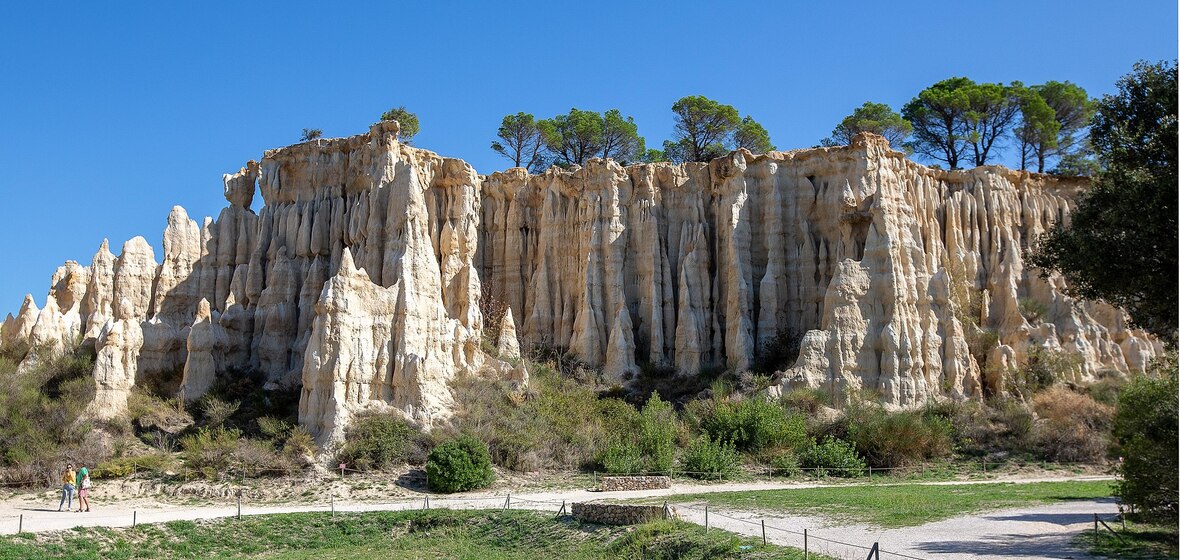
[0, 1, 1175, 316]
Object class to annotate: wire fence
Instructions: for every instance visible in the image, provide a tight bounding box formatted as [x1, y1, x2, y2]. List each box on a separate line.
[0, 491, 929, 559]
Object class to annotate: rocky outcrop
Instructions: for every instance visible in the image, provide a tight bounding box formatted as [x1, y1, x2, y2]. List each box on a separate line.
[3, 127, 1161, 446]
[480, 135, 1162, 403]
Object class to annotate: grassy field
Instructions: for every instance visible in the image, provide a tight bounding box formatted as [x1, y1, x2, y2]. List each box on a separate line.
[661, 480, 1116, 527]
[0, 509, 833, 560]
[1081, 518, 1179, 560]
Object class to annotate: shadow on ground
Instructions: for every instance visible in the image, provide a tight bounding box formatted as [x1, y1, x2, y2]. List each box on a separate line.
[915, 532, 1086, 557]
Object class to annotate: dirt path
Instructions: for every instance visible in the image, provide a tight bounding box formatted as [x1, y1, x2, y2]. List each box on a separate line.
[0, 475, 1116, 559]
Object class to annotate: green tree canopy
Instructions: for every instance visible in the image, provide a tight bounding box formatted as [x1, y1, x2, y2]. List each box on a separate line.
[300, 128, 323, 142]
[732, 116, 775, 154]
[822, 102, 913, 149]
[490, 112, 546, 172]
[1030, 60, 1178, 340]
[599, 109, 645, 163]
[667, 96, 774, 162]
[537, 108, 645, 167]
[669, 96, 741, 162]
[902, 77, 974, 169]
[964, 82, 1020, 167]
[1015, 81, 1096, 173]
[379, 106, 420, 142]
[1013, 84, 1060, 172]
[1037, 80, 1095, 156]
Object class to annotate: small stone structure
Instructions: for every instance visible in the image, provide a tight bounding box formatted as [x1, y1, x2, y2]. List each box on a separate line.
[571, 502, 673, 525]
[597, 475, 672, 492]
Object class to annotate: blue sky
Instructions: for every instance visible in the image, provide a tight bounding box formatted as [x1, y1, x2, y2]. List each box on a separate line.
[0, 1, 1175, 316]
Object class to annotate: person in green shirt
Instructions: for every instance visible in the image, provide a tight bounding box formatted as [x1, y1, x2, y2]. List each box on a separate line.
[76, 464, 90, 512]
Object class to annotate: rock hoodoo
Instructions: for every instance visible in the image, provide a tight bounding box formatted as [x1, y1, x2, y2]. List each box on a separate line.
[1, 125, 1161, 446]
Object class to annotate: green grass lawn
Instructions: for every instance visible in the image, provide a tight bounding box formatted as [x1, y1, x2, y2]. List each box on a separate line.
[662, 480, 1116, 527]
[0, 509, 834, 560]
[1081, 518, 1179, 560]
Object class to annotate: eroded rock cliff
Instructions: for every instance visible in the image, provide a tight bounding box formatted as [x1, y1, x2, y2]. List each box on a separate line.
[1, 127, 1161, 447]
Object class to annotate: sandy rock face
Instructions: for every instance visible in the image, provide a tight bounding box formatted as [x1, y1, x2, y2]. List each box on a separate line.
[2, 129, 1160, 444]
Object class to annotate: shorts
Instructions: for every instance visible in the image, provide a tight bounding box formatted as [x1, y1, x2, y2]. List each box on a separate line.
[78, 488, 88, 498]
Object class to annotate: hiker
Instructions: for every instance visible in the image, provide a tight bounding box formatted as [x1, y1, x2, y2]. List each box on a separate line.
[58, 463, 76, 512]
[76, 463, 91, 512]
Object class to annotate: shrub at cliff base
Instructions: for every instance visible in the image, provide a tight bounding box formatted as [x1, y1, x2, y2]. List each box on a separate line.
[697, 397, 810, 454]
[337, 412, 428, 471]
[680, 435, 741, 480]
[601, 393, 678, 474]
[448, 365, 639, 472]
[1031, 385, 1113, 463]
[426, 435, 494, 493]
[800, 437, 866, 477]
[845, 404, 953, 468]
[1113, 364, 1178, 519]
[0, 341, 102, 485]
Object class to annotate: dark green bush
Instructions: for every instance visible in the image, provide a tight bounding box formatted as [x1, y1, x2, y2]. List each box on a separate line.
[680, 435, 740, 480]
[700, 397, 809, 453]
[846, 405, 953, 468]
[337, 412, 422, 471]
[1113, 363, 1178, 519]
[800, 437, 865, 477]
[426, 435, 495, 493]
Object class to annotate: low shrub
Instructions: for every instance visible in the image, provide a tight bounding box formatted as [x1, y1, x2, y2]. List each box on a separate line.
[765, 450, 802, 477]
[337, 412, 423, 471]
[1114, 363, 1178, 519]
[800, 437, 865, 477]
[948, 398, 1035, 458]
[637, 393, 677, 473]
[180, 426, 302, 479]
[846, 405, 953, 468]
[1011, 348, 1081, 399]
[781, 387, 830, 415]
[94, 453, 178, 479]
[1032, 385, 1113, 463]
[447, 367, 640, 472]
[699, 397, 809, 454]
[601, 440, 645, 475]
[426, 435, 495, 493]
[680, 435, 740, 480]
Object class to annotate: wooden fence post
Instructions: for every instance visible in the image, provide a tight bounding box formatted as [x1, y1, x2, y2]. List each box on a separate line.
[704, 505, 709, 533]
[804, 528, 808, 559]
[133, 510, 137, 527]
[760, 519, 766, 545]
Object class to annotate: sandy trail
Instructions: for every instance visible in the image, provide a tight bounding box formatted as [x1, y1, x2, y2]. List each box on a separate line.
[0, 475, 1115, 560]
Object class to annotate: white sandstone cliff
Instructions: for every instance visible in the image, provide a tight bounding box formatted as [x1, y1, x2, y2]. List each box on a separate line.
[2, 129, 1161, 446]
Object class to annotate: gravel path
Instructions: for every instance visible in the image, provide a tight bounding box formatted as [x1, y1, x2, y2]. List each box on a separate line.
[0, 475, 1116, 559]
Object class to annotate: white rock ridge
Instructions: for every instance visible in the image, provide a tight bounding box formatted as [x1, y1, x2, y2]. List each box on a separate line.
[2, 129, 1161, 445]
